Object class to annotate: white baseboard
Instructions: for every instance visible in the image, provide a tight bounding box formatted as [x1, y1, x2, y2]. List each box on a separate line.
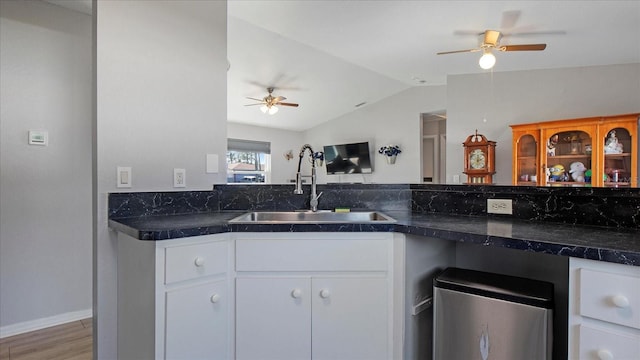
[0, 308, 93, 338]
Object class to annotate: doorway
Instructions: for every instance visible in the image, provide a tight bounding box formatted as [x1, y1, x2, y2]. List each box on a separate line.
[421, 112, 446, 183]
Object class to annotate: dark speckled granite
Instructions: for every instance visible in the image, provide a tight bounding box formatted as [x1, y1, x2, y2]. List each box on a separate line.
[108, 184, 640, 266]
[109, 184, 639, 229]
[410, 184, 640, 229]
[215, 184, 410, 212]
[108, 210, 640, 266]
[109, 191, 219, 218]
[109, 184, 411, 217]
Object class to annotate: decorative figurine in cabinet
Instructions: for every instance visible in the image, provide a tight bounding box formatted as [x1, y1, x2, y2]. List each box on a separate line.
[541, 125, 596, 187]
[599, 115, 637, 187]
[511, 113, 638, 187]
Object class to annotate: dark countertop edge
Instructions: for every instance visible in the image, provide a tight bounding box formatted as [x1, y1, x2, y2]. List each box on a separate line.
[108, 212, 640, 267]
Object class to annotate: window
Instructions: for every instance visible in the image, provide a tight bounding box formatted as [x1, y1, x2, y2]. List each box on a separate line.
[227, 138, 271, 183]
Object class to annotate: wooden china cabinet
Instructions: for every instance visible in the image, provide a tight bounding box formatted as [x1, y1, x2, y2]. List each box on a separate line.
[511, 113, 638, 187]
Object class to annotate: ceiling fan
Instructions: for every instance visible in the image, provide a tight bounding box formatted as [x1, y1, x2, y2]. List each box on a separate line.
[245, 87, 299, 115]
[437, 30, 546, 69]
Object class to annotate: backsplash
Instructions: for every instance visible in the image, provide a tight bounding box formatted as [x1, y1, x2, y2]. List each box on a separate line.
[216, 184, 411, 212]
[411, 184, 640, 229]
[108, 184, 410, 219]
[108, 191, 220, 218]
[109, 184, 639, 229]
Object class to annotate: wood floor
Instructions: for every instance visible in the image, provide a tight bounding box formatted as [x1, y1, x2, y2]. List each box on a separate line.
[0, 318, 92, 360]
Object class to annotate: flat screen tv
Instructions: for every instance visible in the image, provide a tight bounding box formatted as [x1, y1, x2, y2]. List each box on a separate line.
[323, 142, 373, 174]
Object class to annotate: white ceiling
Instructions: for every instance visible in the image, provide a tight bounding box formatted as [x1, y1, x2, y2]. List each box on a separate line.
[42, 0, 640, 132]
[228, 0, 640, 131]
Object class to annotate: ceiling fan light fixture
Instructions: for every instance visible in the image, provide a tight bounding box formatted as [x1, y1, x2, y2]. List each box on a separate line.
[247, 87, 298, 115]
[479, 50, 496, 70]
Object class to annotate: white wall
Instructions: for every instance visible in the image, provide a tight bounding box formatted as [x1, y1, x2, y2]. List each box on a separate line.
[446, 63, 640, 185]
[280, 64, 639, 186]
[227, 122, 303, 183]
[0, 0, 92, 336]
[303, 85, 447, 184]
[95, 1, 227, 357]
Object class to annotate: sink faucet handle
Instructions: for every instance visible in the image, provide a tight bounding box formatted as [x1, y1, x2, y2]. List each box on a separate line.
[314, 192, 323, 200]
[310, 191, 322, 212]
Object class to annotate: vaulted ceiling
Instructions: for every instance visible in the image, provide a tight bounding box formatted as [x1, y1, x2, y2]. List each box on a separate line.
[228, 0, 640, 131]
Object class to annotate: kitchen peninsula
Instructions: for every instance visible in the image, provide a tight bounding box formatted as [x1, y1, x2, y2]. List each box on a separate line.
[109, 184, 639, 264]
[109, 184, 640, 359]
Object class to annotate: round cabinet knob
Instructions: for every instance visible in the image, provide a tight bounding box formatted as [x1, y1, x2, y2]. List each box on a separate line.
[194, 257, 205, 267]
[612, 295, 630, 308]
[597, 349, 614, 360]
[210, 294, 221, 303]
[320, 289, 330, 299]
[291, 289, 302, 299]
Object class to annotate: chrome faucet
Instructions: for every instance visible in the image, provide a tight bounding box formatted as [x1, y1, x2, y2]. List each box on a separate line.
[294, 144, 322, 212]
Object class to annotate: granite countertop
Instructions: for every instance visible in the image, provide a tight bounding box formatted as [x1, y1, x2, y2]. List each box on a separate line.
[109, 210, 640, 267]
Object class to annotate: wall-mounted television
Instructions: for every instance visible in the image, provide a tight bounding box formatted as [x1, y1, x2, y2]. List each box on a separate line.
[323, 141, 373, 174]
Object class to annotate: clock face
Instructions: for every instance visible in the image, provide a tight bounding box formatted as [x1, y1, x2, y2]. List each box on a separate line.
[469, 149, 486, 169]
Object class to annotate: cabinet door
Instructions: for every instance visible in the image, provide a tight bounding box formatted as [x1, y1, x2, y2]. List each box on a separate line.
[165, 279, 228, 359]
[542, 126, 596, 187]
[599, 123, 637, 188]
[513, 133, 539, 185]
[312, 277, 389, 360]
[236, 277, 311, 360]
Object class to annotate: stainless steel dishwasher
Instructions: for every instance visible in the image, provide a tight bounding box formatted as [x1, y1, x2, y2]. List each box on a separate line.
[433, 267, 554, 360]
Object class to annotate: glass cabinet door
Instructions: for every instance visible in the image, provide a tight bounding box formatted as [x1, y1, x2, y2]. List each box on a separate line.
[515, 134, 537, 185]
[603, 127, 633, 187]
[545, 130, 592, 186]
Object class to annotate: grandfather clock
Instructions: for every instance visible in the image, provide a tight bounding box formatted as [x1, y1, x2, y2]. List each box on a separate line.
[463, 130, 496, 184]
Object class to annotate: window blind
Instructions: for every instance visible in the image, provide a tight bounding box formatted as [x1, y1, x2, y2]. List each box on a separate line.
[227, 138, 271, 153]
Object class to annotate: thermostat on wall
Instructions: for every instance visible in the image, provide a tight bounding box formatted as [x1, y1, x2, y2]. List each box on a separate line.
[28, 130, 48, 146]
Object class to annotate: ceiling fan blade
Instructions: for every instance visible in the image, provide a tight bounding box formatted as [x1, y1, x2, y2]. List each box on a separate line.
[244, 103, 264, 107]
[278, 102, 299, 107]
[246, 97, 265, 102]
[274, 96, 286, 102]
[437, 48, 480, 55]
[483, 30, 502, 46]
[500, 44, 546, 51]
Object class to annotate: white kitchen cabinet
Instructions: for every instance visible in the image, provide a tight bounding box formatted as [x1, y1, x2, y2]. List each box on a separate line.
[311, 276, 388, 360]
[569, 258, 640, 360]
[236, 277, 311, 360]
[234, 232, 394, 360]
[165, 279, 228, 359]
[117, 233, 231, 360]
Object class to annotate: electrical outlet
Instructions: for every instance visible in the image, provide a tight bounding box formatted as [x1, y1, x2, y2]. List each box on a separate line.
[173, 168, 186, 188]
[487, 199, 512, 215]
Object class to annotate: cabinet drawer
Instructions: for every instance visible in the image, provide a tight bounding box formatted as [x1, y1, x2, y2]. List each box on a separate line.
[165, 241, 228, 284]
[579, 268, 640, 329]
[236, 238, 389, 272]
[577, 325, 640, 360]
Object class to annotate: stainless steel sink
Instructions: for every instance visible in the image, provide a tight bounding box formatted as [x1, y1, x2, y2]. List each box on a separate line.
[228, 211, 396, 224]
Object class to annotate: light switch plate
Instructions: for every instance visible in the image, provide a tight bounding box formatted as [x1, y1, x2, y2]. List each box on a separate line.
[117, 167, 132, 188]
[28, 130, 48, 146]
[206, 154, 219, 173]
